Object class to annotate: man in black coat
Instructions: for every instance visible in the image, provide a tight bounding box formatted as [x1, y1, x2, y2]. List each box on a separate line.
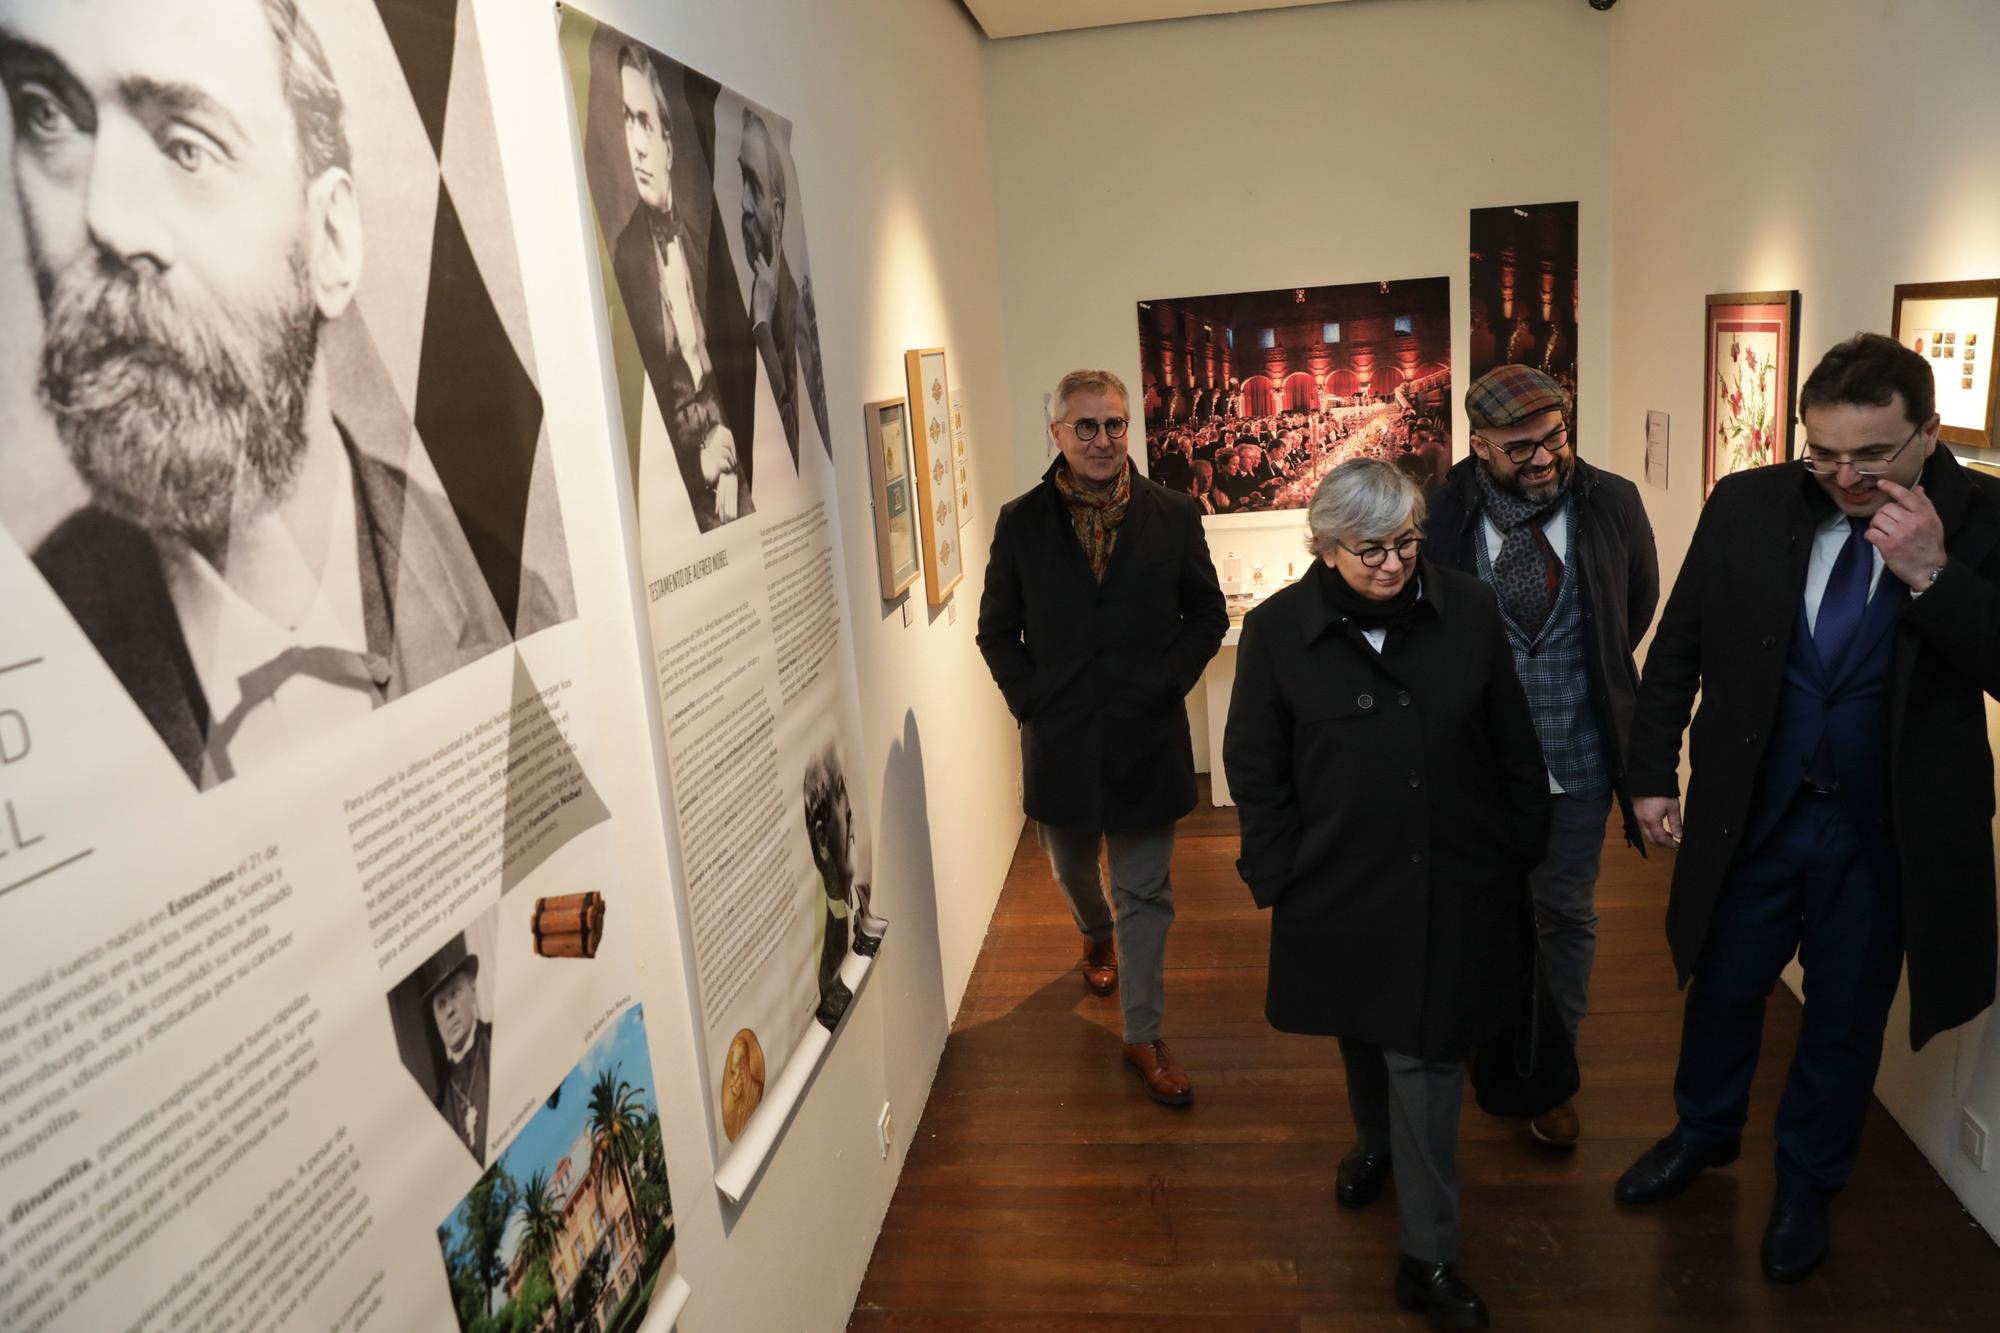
[1425, 365, 1659, 1147]
[977, 368, 1227, 1105]
[1616, 333, 2000, 1282]
[611, 43, 758, 532]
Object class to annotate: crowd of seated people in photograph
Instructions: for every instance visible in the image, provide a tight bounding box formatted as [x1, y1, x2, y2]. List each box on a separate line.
[1147, 394, 1450, 513]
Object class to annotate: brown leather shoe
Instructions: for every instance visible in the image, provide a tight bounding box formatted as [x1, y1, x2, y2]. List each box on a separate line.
[1079, 936, 1117, 996]
[1122, 1039, 1193, 1106]
[1529, 1099, 1580, 1147]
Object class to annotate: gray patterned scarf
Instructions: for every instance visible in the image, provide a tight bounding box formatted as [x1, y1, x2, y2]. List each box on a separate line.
[1475, 463, 1573, 634]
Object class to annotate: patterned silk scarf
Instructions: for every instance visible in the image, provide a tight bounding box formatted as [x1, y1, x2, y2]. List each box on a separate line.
[1053, 460, 1133, 581]
[1474, 462, 1572, 634]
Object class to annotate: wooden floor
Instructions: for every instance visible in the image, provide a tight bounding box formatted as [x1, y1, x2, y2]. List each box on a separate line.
[851, 781, 2000, 1330]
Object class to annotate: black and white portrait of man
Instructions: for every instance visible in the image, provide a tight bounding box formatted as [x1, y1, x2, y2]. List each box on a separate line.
[0, 0, 574, 791]
[387, 919, 497, 1166]
[605, 41, 758, 534]
[736, 106, 830, 471]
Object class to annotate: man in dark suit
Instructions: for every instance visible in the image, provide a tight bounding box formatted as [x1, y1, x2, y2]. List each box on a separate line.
[977, 368, 1227, 1106]
[419, 936, 494, 1164]
[1616, 333, 2000, 1281]
[4, 0, 520, 790]
[736, 106, 831, 470]
[611, 43, 757, 531]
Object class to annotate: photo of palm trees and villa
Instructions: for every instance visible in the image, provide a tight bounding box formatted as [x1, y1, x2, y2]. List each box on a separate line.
[437, 1006, 675, 1333]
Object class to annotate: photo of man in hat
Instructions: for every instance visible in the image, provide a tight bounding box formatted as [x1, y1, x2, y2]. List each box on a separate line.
[387, 926, 495, 1164]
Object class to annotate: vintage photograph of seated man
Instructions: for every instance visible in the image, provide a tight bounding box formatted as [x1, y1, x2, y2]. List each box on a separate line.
[0, 0, 575, 791]
[1137, 278, 1452, 513]
[574, 25, 836, 538]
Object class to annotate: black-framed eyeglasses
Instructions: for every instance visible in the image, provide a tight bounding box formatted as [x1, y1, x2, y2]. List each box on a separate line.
[1800, 422, 1923, 478]
[1472, 423, 1571, 464]
[1057, 416, 1129, 442]
[1336, 533, 1423, 568]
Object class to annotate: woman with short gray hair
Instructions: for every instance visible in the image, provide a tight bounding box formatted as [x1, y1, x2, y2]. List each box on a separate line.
[1224, 458, 1550, 1328]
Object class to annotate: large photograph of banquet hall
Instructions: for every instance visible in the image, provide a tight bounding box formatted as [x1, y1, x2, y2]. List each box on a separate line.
[1137, 277, 1451, 514]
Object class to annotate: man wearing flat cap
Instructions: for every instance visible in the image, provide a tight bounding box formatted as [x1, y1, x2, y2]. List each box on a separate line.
[416, 934, 492, 1163]
[1424, 364, 1659, 1148]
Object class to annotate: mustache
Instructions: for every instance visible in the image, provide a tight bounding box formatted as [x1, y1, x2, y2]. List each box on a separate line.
[36, 249, 320, 542]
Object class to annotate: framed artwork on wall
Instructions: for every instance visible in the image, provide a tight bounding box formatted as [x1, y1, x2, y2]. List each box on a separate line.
[1702, 290, 1801, 498]
[1892, 279, 2000, 452]
[1135, 276, 1452, 523]
[904, 348, 964, 603]
[862, 398, 921, 599]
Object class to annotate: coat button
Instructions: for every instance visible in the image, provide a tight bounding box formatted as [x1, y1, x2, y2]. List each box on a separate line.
[1408, 773, 1421, 788]
[1409, 852, 1421, 863]
[1761, 635, 1777, 649]
[1722, 826, 1733, 837]
[1357, 693, 1374, 709]
[1397, 691, 1412, 706]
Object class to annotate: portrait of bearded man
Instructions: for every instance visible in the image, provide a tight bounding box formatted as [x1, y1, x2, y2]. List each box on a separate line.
[0, 0, 568, 790]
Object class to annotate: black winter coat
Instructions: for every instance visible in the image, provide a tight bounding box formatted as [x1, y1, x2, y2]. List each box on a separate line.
[1223, 562, 1552, 1059]
[1425, 456, 1660, 846]
[977, 461, 1228, 832]
[1626, 447, 2000, 1050]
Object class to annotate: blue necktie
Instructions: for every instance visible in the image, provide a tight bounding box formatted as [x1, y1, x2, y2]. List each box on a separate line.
[1813, 516, 1873, 670]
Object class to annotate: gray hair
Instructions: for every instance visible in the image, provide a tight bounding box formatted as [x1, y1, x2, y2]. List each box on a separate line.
[1304, 458, 1425, 555]
[1051, 368, 1129, 422]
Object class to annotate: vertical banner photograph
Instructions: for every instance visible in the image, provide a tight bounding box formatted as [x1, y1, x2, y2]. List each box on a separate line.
[0, 0, 676, 1329]
[1469, 200, 1580, 415]
[1136, 278, 1453, 515]
[556, 6, 887, 1200]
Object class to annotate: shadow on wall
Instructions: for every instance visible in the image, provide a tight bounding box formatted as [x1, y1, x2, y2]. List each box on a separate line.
[877, 709, 951, 1086]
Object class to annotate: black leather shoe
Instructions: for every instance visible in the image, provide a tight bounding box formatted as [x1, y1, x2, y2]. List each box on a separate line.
[1761, 1197, 1828, 1282]
[1335, 1148, 1391, 1209]
[1613, 1133, 1740, 1205]
[1394, 1257, 1490, 1329]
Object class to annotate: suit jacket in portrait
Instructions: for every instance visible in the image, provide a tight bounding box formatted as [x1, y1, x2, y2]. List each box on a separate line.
[613, 203, 757, 532]
[31, 424, 518, 790]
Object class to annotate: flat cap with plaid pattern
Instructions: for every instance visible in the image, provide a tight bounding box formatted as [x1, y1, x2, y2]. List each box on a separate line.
[1464, 364, 1569, 430]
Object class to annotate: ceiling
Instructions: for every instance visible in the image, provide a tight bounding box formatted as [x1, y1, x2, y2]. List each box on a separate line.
[962, 0, 1373, 40]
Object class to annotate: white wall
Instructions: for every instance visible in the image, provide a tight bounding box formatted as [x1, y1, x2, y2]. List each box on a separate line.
[479, 0, 1025, 1327]
[981, 0, 1616, 579]
[1605, 0, 2000, 1239]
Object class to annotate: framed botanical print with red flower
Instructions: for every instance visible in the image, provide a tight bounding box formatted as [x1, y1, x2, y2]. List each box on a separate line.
[1703, 291, 1801, 499]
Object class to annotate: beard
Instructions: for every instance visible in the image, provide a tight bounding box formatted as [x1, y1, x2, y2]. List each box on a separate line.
[36, 245, 321, 547]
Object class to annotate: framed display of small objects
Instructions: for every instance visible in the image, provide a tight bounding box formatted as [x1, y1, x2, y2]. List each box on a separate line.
[862, 397, 921, 599]
[1892, 279, 2000, 452]
[904, 348, 964, 603]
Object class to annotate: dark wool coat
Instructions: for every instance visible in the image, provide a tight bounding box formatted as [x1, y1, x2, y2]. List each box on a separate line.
[1425, 455, 1660, 846]
[977, 460, 1228, 833]
[1223, 563, 1552, 1060]
[1626, 447, 2000, 1050]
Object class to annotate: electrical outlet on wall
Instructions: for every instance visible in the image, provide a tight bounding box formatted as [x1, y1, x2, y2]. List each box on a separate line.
[876, 1101, 895, 1159]
[1961, 1109, 1988, 1170]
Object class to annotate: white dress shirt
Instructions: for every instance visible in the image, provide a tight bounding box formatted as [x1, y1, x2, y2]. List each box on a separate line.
[162, 442, 376, 776]
[654, 231, 713, 388]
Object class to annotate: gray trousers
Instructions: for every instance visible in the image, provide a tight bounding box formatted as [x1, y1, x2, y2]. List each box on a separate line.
[1036, 821, 1176, 1045]
[1529, 788, 1613, 1047]
[1340, 1037, 1466, 1264]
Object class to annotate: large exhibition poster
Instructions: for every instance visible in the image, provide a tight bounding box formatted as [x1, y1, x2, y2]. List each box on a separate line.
[1137, 278, 1453, 514]
[1469, 200, 1580, 415]
[0, 1, 686, 1329]
[557, 8, 886, 1200]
